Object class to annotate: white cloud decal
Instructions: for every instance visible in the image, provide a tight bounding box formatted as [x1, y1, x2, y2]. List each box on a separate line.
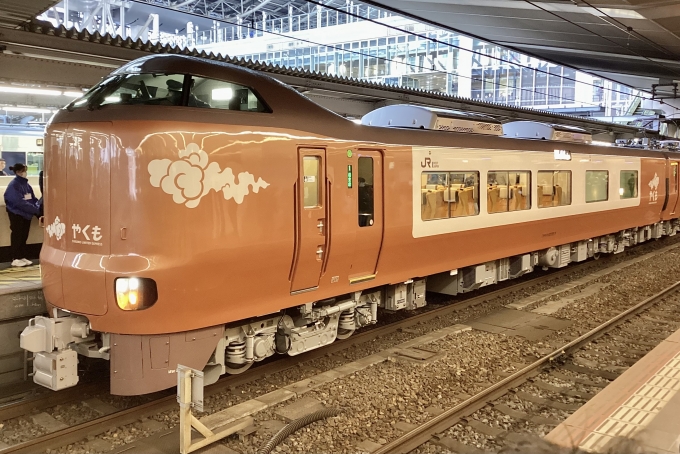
[148, 143, 269, 208]
[46, 216, 66, 240]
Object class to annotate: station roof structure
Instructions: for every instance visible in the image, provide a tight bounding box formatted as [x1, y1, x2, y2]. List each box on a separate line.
[361, 0, 680, 98]
[0, 0, 60, 27]
[0, 0, 675, 138]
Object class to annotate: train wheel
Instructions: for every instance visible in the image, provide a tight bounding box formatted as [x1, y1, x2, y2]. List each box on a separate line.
[224, 361, 252, 375]
[336, 328, 355, 340]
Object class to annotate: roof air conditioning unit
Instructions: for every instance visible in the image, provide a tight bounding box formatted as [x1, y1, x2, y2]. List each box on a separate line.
[360, 105, 503, 136]
[503, 121, 592, 144]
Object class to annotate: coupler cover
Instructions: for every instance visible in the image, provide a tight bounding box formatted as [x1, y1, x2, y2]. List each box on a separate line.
[33, 350, 79, 391]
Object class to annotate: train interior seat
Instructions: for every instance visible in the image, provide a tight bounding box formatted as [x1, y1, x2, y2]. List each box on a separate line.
[554, 185, 563, 206]
[499, 186, 509, 199]
[511, 185, 529, 210]
[487, 185, 503, 213]
[421, 184, 478, 219]
[538, 184, 553, 208]
[464, 187, 477, 215]
[443, 187, 457, 203]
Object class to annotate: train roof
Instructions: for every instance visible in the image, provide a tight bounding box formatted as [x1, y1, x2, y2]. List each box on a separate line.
[108, 54, 339, 120]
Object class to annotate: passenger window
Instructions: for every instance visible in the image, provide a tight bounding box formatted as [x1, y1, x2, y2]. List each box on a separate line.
[487, 171, 531, 213]
[302, 157, 320, 208]
[27, 152, 43, 176]
[421, 171, 479, 220]
[586, 170, 609, 202]
[190, 76, 269, 112]
[421, 172, 449, 220]
[537, 171, 571, 208]
[358, 157, 374, 227]
[620, 171, 638, 199]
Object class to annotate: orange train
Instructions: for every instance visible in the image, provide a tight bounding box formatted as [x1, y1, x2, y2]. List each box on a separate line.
[20, 55, 680, 395]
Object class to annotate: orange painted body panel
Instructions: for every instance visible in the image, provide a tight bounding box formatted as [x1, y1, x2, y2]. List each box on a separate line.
[42, 119, 668, 336]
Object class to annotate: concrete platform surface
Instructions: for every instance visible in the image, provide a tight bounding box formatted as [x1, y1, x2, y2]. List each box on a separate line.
[0, 264, 44, 322]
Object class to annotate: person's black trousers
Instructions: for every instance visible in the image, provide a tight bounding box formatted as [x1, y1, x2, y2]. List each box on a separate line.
[7, 211, 31, 260]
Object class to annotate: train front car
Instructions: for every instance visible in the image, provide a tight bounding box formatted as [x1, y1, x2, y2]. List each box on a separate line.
[19, 55, 347, 395]
[20, 54, 680, 397]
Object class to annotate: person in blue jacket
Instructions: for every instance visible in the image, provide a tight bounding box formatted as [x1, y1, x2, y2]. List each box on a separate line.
[38, 170, 43, 218]
[4, 163, 39, 267]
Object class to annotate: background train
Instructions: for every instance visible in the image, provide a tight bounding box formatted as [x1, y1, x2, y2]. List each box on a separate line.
[19, 54, 680, 395]
[0, 124, 44, 262]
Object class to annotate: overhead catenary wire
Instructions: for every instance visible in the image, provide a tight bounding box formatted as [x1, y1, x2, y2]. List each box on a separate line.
[309, 0, 680, 114]
[302, 0, 668, 106]
[130, 0, 650, 103]
[518, 0, 680, 81]
[130, 0, 647, 110]
[577, 0, 680, 62]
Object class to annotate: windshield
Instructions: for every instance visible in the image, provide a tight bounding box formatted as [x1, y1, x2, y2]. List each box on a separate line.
[67, 73, 270, 112]
[99, 73, 186, 107]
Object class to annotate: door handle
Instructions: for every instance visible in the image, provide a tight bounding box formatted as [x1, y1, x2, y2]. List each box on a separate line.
[316, 246, 324, 260]
[317, 220, 324, 234]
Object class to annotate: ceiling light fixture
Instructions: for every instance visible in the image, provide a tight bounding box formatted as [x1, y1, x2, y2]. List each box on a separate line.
[0, 86, 62, 96]
[1, 106, 53, 114]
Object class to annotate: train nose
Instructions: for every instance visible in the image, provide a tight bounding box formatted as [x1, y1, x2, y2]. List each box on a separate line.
[41, 123, 112, 315]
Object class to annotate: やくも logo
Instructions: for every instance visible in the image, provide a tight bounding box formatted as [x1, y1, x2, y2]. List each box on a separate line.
[648, 173, 659, 203]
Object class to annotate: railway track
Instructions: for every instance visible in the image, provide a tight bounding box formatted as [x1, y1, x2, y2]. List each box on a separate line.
[1, 238, 678, 453]
[374, 281, 680, 454]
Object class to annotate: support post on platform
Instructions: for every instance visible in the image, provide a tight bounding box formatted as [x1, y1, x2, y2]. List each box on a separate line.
[177, 365, 252, 454]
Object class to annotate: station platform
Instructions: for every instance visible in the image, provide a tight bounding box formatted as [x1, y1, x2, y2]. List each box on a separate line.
[545, 328, 680, 453]
[0, 264, 45, 386]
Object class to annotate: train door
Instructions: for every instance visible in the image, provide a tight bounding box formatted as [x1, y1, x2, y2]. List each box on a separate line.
[291, 148, 327, 293]
[671, 162, 679, 215]
[350, 150, 384, 283]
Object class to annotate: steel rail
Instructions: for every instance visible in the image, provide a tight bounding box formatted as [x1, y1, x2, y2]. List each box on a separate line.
[0, 381, 108, 422]
[373, 280, 680, 454]
[0, 248, 661, 454]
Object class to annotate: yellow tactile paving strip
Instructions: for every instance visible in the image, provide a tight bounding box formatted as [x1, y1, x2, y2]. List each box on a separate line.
[0, 265, 42, 292]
